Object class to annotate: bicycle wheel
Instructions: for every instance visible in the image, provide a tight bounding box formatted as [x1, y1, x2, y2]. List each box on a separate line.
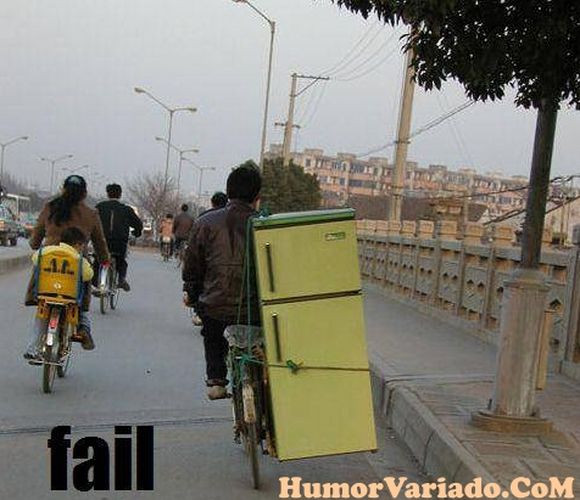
[57, 324, 72, 378]
[100, 266, 111, 315]
[42, 308, 61, 393]
[110, 265, 120, 310]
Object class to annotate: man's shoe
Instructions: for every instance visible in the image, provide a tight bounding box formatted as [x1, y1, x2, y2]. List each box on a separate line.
[77, 327, 95, 351]
[118, 280, 131, 292]
[207, 385, 228, 400]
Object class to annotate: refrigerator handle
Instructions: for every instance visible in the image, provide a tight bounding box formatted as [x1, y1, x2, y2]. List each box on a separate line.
[272, 313, 282, 362]
[265, 243, 275, 293]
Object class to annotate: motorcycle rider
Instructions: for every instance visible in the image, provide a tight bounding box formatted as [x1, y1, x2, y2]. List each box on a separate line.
[95, 183, 143, 291]
[27, 174, 109, 350]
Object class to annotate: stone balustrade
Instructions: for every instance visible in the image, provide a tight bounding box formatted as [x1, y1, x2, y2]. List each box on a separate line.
[357, 219, 580, 373]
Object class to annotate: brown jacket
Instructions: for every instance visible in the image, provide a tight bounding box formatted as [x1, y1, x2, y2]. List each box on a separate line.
[182, 200, 259, 324]
[30, 201, 110, 261]
[26, 201, 109, 309]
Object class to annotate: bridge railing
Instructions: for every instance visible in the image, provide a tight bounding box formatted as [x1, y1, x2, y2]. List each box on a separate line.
[357, 219, 580, 373]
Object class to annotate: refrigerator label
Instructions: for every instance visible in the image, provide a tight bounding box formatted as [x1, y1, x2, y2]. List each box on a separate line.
[325, 231, 346, 241]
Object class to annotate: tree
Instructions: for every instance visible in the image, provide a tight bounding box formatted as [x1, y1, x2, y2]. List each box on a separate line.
[259, 158, 322, 214]
[126, 172, 179, 228]
[327, 1, 579, 265]
[328, 0, 580, 425]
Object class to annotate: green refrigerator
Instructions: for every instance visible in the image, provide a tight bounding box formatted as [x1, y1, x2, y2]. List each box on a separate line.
[252, 208, 377, 461]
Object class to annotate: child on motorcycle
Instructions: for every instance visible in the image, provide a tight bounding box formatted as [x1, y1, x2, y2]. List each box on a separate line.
[24, 227, 95, 360]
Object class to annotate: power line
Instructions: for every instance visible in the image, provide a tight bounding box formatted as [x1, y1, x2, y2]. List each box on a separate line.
[302, 80, 330, 128]
[322, 21, 382, 77]
[332, 28, 401, 80]
[355, 100, 476, 158]
[417, 174, 579, 203]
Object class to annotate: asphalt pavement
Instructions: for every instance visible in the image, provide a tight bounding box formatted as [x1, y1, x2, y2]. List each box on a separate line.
[0, 249, 423, 499]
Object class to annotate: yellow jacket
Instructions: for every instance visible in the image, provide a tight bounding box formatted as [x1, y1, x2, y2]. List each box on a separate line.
[32, 243, 94, 282]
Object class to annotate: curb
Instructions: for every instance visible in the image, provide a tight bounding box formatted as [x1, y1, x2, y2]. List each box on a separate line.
[0, 253, 31, 275]
[370, 361, 496, 484]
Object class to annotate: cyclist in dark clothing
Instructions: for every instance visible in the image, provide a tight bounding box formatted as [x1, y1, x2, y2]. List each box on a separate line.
[95, 184, 143, 291]
[173, 204, 194, 253]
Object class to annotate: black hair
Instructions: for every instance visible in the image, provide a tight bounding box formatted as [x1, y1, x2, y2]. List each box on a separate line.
[48, 175, 87, 226]
[106, 183, 122, 199]
[61, 227, 87, 247]
[166, 213, 174, 219]
[211, 191, 228, 209]
[226, 165, 261, 203]
[181, 204, 189, 212]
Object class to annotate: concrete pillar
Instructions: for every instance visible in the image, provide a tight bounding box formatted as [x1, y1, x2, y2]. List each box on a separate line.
[401, 220, 416, 237]
[463, 222, 484, 245]
[375, 220, 389, 237]
[493, 225, 515, 248]
[492, 269, 549, 416]
[542, 227, 553, 246]
[472, 268, 553, 434]
[438, 221, 458, 241]
[417, 220, 434, 239]
[387, 221, 401, 236]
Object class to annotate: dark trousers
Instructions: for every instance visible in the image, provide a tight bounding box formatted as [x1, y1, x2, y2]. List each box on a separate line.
[199, 315, 230, 385]
[108, 240, 128, 281]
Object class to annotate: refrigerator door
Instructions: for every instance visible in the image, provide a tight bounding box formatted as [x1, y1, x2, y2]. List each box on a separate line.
[254, 220, 361, 302]
[261, 295, 376, 460]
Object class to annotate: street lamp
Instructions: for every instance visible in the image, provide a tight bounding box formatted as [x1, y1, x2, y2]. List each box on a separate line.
[40, 154, 73, 194]
[0, 136, 29, 188]
[134, 87, 197, 192]
[182, 157, 215, 215]
[155, 137, 199, 197]
[232, 0, 275, 171]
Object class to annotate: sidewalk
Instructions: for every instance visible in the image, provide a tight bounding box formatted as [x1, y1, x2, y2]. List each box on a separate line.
[364, 284, 580, 496]
[0, 242, 31, 275]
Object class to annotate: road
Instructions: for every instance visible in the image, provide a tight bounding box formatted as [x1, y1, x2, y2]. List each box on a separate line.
[0, 249, 423, 499]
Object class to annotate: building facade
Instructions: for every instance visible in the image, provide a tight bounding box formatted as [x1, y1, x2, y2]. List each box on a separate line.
[268, 145, 529, 221]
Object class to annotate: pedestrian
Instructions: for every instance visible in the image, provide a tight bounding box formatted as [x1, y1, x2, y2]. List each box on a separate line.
[27, 175, 110, 350]
[182, 165, 261, 400]
[95, 183, 143, 291]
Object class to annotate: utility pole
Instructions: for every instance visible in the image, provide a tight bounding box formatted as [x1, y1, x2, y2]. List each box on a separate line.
[281, 73, 330, 166]
[389, 42, 416, 222]
[282, 73, 298, 166]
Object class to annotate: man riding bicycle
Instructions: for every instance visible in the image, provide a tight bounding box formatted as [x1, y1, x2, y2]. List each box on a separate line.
[95, 184, 143, 291]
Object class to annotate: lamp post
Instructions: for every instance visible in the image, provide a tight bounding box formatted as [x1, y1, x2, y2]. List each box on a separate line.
[0, 136, 28, 188]
[232, 0, 275, 171]
[182, 158, 215, 215]
[155, 137, 199, 197]
[40, 154, 73, 194]
[134, 87, 197, 192]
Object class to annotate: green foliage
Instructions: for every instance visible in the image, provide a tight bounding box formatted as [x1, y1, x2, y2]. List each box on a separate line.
[328, 0, 580, 109]
[259, 158, 322, 214]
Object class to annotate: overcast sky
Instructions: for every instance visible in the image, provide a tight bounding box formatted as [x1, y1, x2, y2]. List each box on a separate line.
[1, 0, 579, 198]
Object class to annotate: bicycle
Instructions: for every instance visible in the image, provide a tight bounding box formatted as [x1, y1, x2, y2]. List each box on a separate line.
[160, 237, 172, 262]
[30, 249, 84, 393]
[174, 239, 188, 269]
[225, 325, 274, 490]
[97, 257, 120, 314]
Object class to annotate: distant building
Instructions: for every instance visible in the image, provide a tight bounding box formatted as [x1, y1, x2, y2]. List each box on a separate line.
[266, 145, 527, 221]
